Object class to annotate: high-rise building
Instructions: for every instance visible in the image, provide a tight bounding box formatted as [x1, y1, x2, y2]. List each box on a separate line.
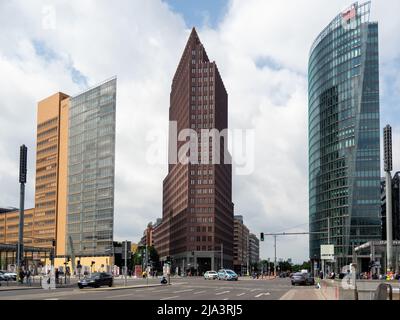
[308, 1, 381, 269]
[0, 78, 116, 270]
[233, 216, 249, 275]
[36, 92, 70, 253]
[66, 78, 116, 257]
[248, 233, 260, 268]
[381, 173, 400, 241]
[154, 28, 234, 273]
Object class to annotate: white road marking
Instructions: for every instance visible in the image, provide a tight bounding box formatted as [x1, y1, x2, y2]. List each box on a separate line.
[237, 292, 246, 297]
[152, 289, 171, 293]
[215, 291, 230, 295]
[173, 289, 194, 293]
[250, 288, 262, 292]
[255, 292, 271, 298]
[105, 293, 134, 299]
[160, 295, 180, 300]
[44, 298, 59, 300]
[193, 290, 207, 295]
[223, 298, 229, 300]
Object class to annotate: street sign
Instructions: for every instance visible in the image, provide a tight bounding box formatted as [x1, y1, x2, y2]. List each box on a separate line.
[321, 244, 335, 260]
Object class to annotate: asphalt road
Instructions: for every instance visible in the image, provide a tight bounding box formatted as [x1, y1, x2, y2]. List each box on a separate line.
[0, 277, 320, 300]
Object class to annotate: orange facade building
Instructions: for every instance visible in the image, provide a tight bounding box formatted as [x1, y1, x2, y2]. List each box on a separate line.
[0, 93, 70, 255]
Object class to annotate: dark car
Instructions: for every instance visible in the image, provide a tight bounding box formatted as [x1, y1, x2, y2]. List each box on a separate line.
[291, 272, 315, 286]
[78, 272, 113, 289]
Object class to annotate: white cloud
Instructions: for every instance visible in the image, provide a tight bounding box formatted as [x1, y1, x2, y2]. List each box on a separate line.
[0, 0, 399, 264]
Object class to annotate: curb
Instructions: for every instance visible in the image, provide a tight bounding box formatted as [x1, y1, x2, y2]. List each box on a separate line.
[0, 286, 42, 292]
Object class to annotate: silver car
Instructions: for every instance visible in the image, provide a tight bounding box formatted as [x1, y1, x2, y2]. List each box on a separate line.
[204, 271, 218, 280]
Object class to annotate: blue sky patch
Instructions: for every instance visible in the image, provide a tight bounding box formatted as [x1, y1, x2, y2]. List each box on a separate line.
[163, 0, 229, 28]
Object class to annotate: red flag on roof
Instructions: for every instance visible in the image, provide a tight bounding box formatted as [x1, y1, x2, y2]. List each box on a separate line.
[342, 7, 356, 22]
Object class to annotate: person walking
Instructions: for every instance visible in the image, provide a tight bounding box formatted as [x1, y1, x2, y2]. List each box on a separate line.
[55, 268, 60, 285]
[19, 269, 25, 284]
[26, 269, 32, 286]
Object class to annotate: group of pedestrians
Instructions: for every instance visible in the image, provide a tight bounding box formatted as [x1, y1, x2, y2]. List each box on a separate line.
[18, 269, 33, 285]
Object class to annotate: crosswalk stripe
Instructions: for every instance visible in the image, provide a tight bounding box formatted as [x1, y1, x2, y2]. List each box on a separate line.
[215, 291, 230, 295]
[160, 295, 180, 300]
[193, 290, 206, 295]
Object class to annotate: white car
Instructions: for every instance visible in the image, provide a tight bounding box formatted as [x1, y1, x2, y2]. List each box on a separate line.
[204, 271, 218, 280]
[0, 271, 17, 281]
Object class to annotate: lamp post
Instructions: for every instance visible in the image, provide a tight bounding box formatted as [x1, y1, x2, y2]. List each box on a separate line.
[17, 145, 27, 283]
[384, 125, 394, 272]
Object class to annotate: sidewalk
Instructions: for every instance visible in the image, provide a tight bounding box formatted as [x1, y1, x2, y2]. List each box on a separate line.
[279, 289, 325, 300]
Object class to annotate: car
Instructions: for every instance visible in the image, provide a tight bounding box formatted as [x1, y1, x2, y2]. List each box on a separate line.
[204, 271, 218, 280]
[0, 271, 16, 281]
[78, 272, 113, 289]
[291, 272, 315, 286]
[217, 269, 238, 281]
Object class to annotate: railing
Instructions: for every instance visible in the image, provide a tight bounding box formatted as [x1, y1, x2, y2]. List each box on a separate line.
[320, 279, 399, 300]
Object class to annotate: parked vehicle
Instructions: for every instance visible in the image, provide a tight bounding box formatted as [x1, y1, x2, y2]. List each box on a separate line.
[0, 271, 17, 281]
[78, 272, 113, 289]
[217, 269, 238, 281]
[291, 272, 315, 286]
[204, 271, 218, 280]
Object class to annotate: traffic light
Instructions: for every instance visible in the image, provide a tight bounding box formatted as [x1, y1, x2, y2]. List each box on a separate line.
[260, 232, 264, 242]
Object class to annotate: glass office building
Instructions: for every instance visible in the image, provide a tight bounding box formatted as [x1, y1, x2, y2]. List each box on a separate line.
[308, 2, 381, 269]
[67, 78, 116, 256]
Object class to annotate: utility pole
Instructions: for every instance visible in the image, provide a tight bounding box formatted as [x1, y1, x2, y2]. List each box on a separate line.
[17, 145, 27, 283]
[274, 235, 277, 276]
[221, 243, 223, 269]
[124, 240, 127, 286]
[384, 125, 394, 272]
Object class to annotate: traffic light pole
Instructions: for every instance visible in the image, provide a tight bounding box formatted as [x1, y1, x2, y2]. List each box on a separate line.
[260, 231, 327, 277]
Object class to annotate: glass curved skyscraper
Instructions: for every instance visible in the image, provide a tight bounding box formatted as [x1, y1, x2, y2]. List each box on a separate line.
[308, 1, 381, 270]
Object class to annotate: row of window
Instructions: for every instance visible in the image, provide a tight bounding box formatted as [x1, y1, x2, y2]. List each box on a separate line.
[190, 179, 213, 185]
[189, 236, 213, 242]
[191, 104, 214, 111]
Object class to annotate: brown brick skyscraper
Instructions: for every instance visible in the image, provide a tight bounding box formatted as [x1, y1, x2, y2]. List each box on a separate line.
[154, 28, 234, 273]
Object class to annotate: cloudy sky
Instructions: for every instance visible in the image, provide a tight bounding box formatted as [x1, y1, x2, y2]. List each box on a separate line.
[0, 0, 399, 263]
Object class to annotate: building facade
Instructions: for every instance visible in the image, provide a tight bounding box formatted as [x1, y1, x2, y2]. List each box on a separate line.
[233, 216, 249, 275]
[0, 78, 116, 271]
[248, 233, 260, 268]
[36, 92, 70, 253]
[0, 208, 35, 246]
[381, 172, 400, 241]
[308, 1, 381, 269]
[66, 78, 116, 257]
[154, 28, 234, 274]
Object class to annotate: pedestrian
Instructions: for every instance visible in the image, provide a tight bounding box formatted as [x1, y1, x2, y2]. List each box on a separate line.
[55, 268, 60, 284]
[26, 269, 32, 286]
[19, 269, 25, 284]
